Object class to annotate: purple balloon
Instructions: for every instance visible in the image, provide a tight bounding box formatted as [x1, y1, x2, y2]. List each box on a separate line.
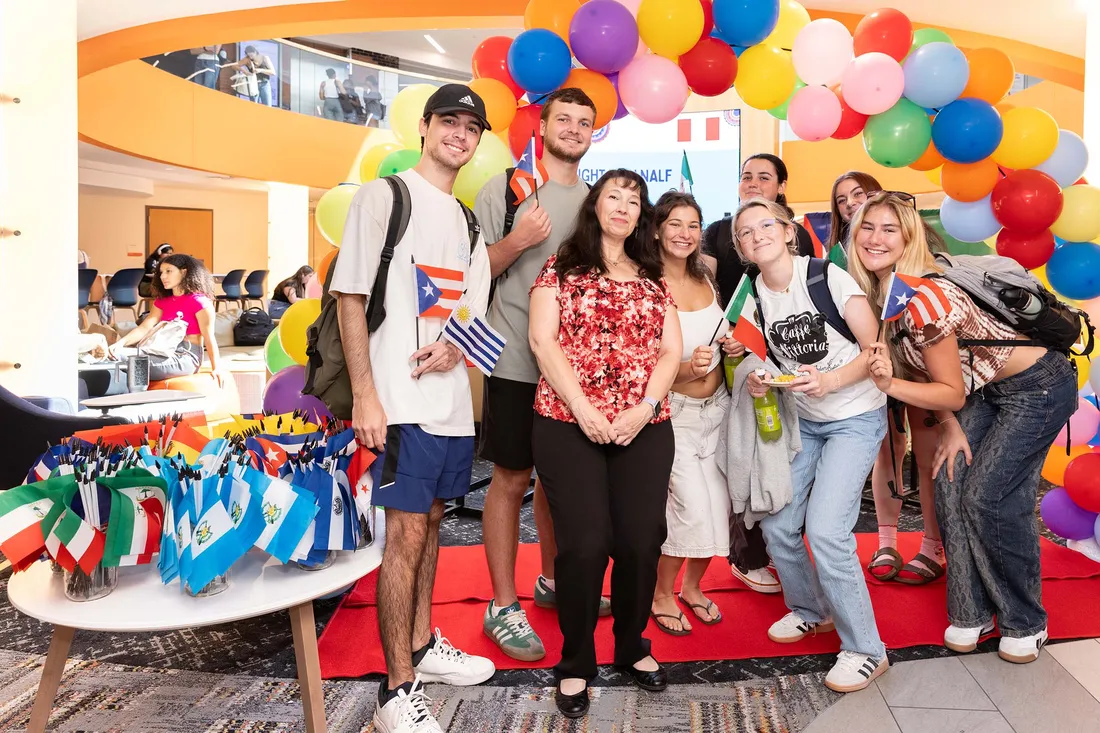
[569, 0, 638, 74]
[1040, 488, 1099, 540]
[606, 72, 629, 121]
[262, 365, 333, 423]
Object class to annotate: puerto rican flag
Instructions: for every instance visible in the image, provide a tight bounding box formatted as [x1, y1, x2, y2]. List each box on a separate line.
[509, 133, 548, 205]
[415, 263, 464, 319]
[882, 272, 952, 327]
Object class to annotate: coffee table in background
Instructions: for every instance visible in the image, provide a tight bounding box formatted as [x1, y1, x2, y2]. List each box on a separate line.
[80, 389, 204, 416]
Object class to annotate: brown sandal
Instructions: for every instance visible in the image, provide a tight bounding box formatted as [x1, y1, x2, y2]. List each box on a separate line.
[867, 547, 903, 581]
[678, 593, 722, 625]
[895, 553, 946, 585]
[650, 610, 691, 636]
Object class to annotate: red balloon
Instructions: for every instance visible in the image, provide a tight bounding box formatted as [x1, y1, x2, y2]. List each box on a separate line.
[678, 37, 738, 97]
[1064, 452, 1100, 513]
[700, 0, 714, 39]
[995, 228, 1056, 270]
[831, 89, 869, 140]
[472, 36, 524, 99]
[508, 104, 544, 161]
[990, 169, 1064, 235]
[853, 9, 914, 61]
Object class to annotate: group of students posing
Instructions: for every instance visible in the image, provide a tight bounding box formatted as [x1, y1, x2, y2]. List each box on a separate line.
[327, 83, 1077, 733]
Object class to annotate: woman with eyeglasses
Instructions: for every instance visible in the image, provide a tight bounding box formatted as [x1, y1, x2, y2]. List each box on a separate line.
[851, 191, 1076, 664]
[733, 197, 890, 693]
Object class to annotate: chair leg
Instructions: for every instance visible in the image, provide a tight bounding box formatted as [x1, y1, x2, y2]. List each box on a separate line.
[78, 309, 88, 332]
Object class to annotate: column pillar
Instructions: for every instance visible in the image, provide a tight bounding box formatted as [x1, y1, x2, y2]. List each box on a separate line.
[266, 182, 310, 291]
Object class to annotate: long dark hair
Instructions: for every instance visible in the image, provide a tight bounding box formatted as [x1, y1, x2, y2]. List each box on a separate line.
[653, 191, 712, 285]
[277, 265, 314, 299]
[742, 153, 794, 215]
[828, 171, 883, 250]
[554, 169, 662, 282]
[152, 254, 215, 299]
[144, 242, 173, 272]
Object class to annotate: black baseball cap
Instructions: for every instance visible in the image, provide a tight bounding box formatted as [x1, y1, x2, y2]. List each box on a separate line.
[423, 83, 491, 131]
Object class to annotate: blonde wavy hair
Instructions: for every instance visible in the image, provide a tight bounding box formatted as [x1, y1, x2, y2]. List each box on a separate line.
[731, 198, 801, 264]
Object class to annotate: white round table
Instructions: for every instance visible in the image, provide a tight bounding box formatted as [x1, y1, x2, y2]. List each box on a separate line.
[7, 513, 385, 733]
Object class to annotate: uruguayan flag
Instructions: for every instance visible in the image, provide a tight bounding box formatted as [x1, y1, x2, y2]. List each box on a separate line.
[442, 297, 506, 377]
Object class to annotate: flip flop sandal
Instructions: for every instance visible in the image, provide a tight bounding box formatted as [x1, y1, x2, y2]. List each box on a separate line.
[895, 553, 946, 585]
[867, 547, 903, 581]
[650, 611, 691, 636]
[678, 594, 723, 625]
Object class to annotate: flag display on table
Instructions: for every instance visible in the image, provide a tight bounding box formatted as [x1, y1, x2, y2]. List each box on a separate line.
[509, 133, 548, 205]
[187, 500, 240, 592]
[679, 151, 693, 193]
[45, 507, 105, 574]
[442, 298, 506, 377]
[249, 473, 319, 564]
[102, 487, 164, 566]
[415, 263, 464, 319]
[882, 272, 952, 327]
[0, 485, 54, 568]
[246, 436, 290, 475]
[723, 274, 768, 361]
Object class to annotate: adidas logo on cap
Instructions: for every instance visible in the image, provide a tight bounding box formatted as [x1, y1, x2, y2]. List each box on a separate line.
[458, 95, 475, 106]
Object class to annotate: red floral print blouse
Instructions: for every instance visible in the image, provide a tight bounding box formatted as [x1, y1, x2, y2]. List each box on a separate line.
[530, 255, 674, 424]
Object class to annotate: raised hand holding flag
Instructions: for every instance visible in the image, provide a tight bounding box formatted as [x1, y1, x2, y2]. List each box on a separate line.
[510, 133, 548, 206]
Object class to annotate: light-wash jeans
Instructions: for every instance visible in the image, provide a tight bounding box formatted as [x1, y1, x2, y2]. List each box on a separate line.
[761, 406, 888, 660]
[322, 98, 343, 121]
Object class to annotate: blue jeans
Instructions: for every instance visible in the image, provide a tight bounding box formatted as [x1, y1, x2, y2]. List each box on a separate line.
[937, 351, 1076, 637]
[256, 82, 271, 106]
[192, 58, 219, 89]
[761, 406, 888, 659]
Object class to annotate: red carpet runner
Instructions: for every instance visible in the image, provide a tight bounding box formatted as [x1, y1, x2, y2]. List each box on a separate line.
[318, 532, 1100, 679]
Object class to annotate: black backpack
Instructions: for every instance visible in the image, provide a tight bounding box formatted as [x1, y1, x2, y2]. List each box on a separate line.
[234, 307, 275, 346]
[301, 175, 480, 418]
[484, 166, 523, 309]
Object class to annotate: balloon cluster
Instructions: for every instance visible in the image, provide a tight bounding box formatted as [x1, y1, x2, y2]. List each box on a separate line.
[259, 297, 332, 422]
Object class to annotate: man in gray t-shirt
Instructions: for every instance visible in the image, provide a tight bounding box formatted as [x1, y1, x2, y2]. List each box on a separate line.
[473, 88, 606, 662]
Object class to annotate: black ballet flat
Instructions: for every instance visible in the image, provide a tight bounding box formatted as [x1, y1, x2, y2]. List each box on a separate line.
[615, 661, 667, 692]
[555, 682, 590, 718]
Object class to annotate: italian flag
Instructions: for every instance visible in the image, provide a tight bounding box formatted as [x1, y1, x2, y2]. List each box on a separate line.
[45, 507, 106, 575]
[724, 274, 768, 362]
[0, 486, 54, 567]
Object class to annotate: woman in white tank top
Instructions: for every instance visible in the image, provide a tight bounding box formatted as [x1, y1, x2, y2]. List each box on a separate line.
[650, 191, 732, 635]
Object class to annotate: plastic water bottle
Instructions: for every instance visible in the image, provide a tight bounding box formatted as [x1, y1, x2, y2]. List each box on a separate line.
[1000, 287, 1043, 317]
[723, 354, 745, 391]
[753, 368, 783, 442]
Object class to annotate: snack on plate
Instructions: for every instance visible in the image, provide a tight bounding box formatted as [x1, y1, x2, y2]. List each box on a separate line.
[771, 374, 799, 383]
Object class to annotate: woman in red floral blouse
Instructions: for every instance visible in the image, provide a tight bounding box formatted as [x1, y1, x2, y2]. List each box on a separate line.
[529, 169, 683, 719]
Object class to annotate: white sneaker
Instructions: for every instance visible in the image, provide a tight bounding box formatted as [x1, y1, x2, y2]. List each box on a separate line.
[413, 628, 495, 686]
[731, 564, 783, 594]
[767, 611, 836, 643]
[825, 650, 889, 693]
[373, 676, 443, 733]
[944, 620, 996, 653]
[998, 628, 1048, 664]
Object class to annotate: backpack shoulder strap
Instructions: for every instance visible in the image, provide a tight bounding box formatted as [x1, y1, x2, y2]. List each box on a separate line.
[501, 168, 519, 237]
[749, 277, 782, 369]
[458, 199, 480, 254]
[806, 257, 857, 343]
[364, 175, 412, 333]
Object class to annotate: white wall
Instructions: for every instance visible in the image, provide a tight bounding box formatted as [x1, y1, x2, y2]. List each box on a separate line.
[267, 182, 310, 290]
[1085, 5, 1100, 182]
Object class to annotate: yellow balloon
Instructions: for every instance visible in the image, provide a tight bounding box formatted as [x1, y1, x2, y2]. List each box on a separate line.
[315, 183, 360, 247]
[1052, 185, 1100, 243]
[734, 45, 796, 111]
[454, 132, 513, 208]
[1073, 351, 1091, 389]
[278, 298, 322, 366]
[925, 166, 943, 187]
[763, 0, 812, 50]
[992, 107, 1060, 170]
[359, 142, 404, 183]
[637, 0, 705, 59]
[390, 84, 437, 147]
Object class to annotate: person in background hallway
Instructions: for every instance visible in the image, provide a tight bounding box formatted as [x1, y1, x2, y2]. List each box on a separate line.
[319, 68, 345, 122]
[228, 45, 275, 106]
[269, 266, 315, 320]
[362, 75, 385, 127]
[190, 45, 222, 89]
[530, 169, 681, 719]
[342, 78, 365, 123]
[140, 243, 174, 299]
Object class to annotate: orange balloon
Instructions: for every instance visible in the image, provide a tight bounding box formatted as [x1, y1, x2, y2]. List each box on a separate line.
[561, 68, 618, 129]
[468, 77, 518, 132]
[318, 249, 338, 285]
[525, 0, 581, 46]
[960, 48, 1015, 104]
[941, 158, 1000, 202]
[1042, 445, 1093, 487]
[909, 138, 945, 171]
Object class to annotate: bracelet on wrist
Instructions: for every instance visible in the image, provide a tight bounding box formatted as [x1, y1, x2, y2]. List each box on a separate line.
[938, 416, 958, 425]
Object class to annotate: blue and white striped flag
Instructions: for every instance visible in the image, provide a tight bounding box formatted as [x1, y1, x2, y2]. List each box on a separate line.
[243, 469, 319, 563]
[442, 297, 506, 377]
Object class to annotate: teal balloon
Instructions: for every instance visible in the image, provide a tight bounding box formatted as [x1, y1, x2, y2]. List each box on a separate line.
[264, 329, 296, 374]
[862, 98, 933, 168]
[920, 210, 993, 256]
[767, 80, 806, 121]
[377, 149, 421, 178]
[909, 28, 954, 56]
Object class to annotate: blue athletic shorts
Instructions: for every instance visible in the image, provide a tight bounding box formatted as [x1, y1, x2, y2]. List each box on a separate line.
[369, 424, 474, 514]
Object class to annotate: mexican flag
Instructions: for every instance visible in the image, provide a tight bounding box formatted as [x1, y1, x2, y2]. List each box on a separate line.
[724, 274, 768, 362]
[680, 151, 693, 193]
[45, 507, 106, 575]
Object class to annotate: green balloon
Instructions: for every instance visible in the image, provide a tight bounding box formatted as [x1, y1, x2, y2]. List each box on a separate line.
[767, 80, 806, 121]
[920, 210, 994, 256]
[910, 28, 954, 56]
[862, 99, 932, 168]
[377, 149, 421, 178]
[264, 329, 296, 374]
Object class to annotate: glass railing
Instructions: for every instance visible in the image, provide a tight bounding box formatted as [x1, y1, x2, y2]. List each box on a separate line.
[142, 38, 468, 131]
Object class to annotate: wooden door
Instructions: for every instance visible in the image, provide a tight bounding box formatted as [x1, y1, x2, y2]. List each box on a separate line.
[146, 207, 214, 269]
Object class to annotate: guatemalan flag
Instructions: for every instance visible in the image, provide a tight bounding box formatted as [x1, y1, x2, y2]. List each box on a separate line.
[442, 297, 506, 377]
[882, 272, 952, 326]
[415, 263, 464, 319]
[509, 133, 548, 205]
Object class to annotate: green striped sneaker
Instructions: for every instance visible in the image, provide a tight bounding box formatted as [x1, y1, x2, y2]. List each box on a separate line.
[533, 575, 612, 617]
[482, 601, 545, 662]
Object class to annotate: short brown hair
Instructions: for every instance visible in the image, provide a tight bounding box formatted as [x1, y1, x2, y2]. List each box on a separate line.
[540, 87, 597, 123]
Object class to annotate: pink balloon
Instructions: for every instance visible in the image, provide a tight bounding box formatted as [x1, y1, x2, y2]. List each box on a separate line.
[841, 52, 905, 115]
[618, 54, 690, 124]
[787, 84, 842, 142]
[792, 18, 854, 87]
[1056, 397, 1100, 448]
[613, 0, 649, 59]
[305, 277, 323, 299]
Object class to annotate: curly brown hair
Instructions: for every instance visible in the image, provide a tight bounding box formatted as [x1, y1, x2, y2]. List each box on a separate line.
[152, 253, 215, 299]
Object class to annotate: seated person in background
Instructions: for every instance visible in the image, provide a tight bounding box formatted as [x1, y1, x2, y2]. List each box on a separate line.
[140, 243, 174, 298]
[269, 265, 315, 319]
[111, 254, 226, 385]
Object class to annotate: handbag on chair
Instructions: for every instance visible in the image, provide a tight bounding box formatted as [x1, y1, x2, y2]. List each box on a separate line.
[137, 316, 188, 358]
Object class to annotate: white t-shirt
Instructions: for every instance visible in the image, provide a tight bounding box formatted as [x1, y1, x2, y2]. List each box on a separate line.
[328, 169, 490, 437]
[756, 256, 885, 422]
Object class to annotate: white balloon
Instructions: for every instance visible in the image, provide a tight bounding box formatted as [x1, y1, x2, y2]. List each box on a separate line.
[792, 19, 853, 87]
[1035, 130, 1090, 188]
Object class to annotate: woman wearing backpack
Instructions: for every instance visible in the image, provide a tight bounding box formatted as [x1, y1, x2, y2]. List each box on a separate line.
[850, 191, 1077, 664]
[735, 198, 890, 693]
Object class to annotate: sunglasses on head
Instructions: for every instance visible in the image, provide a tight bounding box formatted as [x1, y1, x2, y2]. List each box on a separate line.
[878, 190, 917, 208]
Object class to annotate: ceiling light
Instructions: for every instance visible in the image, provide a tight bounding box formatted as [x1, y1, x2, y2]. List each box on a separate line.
[424, 34, 446, 54]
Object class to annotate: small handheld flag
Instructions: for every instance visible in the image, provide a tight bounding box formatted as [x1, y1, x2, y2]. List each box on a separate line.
[414, 263, 465, 319]
[680, 151, 693, 193]
[723, 274, 768, 361]
[442, 298, 507, 376]
[509, 133, 548, 205]
[882, 272, 952, 327]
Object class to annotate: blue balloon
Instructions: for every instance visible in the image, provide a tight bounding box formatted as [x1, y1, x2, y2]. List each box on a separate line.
[1055, 235, 1070, 250]
[903, 42, 969, 109]
[712, 0, 780, 48]
[932, 98, 1003, 164]
[940, 194, 1002, 243]
[1046, 242, 1100, 301]
[507, 29, 572, 95]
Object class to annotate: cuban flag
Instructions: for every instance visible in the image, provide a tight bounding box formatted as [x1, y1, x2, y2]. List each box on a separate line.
[415, 263, 465, 319]
[510, 133, 548, 205]
[246, 436, 290, 476]
[442, 297, 506, 376]
[882, 272, 952, 326]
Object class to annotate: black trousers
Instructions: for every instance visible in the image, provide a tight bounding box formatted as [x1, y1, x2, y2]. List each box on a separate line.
[532, 415, 675, 681]
[728, 514, 771, 571]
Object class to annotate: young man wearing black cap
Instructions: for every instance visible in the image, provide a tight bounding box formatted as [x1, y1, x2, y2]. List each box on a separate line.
[329, 83, 495, 733]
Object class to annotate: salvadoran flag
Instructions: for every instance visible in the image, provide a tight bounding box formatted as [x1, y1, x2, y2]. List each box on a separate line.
[307, 468, 357, 552]
[415, 263, 465, 319]
[442, 297, 506, 377]
[724, 274, 767, 361]
[45, 507, 105, 575]
[509, 133, 548, 205]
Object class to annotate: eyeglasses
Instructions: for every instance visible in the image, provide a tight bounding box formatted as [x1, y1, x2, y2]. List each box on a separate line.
[735, 218, 778, 242]
[879, 190, 917, 209]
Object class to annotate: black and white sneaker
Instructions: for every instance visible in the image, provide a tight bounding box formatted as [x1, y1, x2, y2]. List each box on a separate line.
[825, 650, 889, 692]
[767, 611, 836, 643]
[998, 627, 1048, 664]
[373, 676, 442, 733]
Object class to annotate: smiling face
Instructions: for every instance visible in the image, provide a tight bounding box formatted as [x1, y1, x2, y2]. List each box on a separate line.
[734, 204, 794, 267]
[835, 177, 874, 222]
[854, 204, 906, 277]
[739, 158, 785, 203]
[659, 205, 702, 263]
[540, 101, 595, 164]
[420, 112, 483, 172]
[596, 178, 642, 240]
[159, 262, 185, 292]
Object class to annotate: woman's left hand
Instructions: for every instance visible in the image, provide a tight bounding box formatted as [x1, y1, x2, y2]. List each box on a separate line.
[610, 404, 653, 446]
[211, 365, 230, 388]
[790, 365, 833, 398]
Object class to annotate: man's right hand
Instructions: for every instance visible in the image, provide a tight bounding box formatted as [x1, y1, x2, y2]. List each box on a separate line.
[352, 392, 387, 451]
[512, 202, 552, 250]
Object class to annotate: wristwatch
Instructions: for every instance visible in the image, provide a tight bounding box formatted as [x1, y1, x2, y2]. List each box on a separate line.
[642, 396, 660, 419]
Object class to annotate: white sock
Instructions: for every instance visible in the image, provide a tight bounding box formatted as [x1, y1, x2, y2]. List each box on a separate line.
[490, 600, 511, 615]
[540, 575, 556, 592]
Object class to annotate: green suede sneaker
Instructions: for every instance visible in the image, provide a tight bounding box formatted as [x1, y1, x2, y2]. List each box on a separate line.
[533, 575, 612, 617]
[482, 601, 545, 662]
